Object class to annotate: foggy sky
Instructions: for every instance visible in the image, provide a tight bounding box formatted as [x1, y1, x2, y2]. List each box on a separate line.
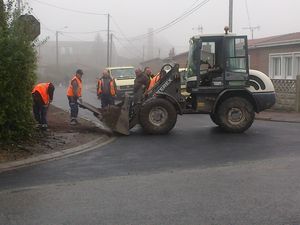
[25, 0, 300, 57]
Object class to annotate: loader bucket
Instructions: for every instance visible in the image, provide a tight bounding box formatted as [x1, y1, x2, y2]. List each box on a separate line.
[78, 96, 130, 135]
[100, 96, 130, 135]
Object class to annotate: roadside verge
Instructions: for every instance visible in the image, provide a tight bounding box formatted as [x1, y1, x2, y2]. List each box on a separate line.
[0, 135, 116, 173]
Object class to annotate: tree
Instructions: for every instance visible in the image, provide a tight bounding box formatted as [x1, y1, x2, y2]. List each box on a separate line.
[0, 0, 37, 143]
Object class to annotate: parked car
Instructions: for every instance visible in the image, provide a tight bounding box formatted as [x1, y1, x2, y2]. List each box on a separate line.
[106, 66, 135, 98]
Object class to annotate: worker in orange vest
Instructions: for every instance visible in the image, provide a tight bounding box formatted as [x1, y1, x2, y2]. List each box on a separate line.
[67, 69, 83, 125]
[147, 73, 160, 91]
[32, 82, 55, 129]
[97, 69, 117, 108]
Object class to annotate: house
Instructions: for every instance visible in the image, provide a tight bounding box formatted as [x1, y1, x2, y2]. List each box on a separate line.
[248, 32, 300, 79]
[140, 48, 213, 73]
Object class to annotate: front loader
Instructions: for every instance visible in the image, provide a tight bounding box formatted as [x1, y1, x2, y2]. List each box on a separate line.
[80, 29, 276, 135]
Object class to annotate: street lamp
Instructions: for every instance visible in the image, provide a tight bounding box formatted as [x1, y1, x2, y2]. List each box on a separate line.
[56, 26, 68, 74]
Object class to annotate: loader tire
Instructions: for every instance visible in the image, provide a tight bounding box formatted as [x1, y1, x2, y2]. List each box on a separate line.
[210, 113, 220, 126]
[217, 97, 255, 133]
[139, 98, 177, 134]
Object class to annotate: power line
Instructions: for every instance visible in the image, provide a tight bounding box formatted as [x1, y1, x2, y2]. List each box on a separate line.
[60, 33, 87, 42]
[62, 29, 107, 34]
[30, 0, 107, 16]
[243, 0, 260, 40]
[30, 11, 107, 35]
[245, 0, 251, 28]
[111, 16, 143, 56]
[128, 0, 210, 41]
[113, 35, 142, 59]
[30, 0, 210, 42]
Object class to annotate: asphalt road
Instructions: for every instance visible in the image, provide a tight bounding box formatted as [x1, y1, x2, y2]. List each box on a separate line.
[1, 87, 300, 225]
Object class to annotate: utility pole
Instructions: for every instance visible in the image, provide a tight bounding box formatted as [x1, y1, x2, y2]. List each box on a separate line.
[17, 0, 21, 11]
[243, 26, 260, 40]
[109, 33, 113, 67]
[55, 26, 67, 75]
[0, 0, 6, 29]
[229, 0, 233, 32]
[107, 13, 110, 67]
[56, 31, 59, 73]
[142, 45, 145, 62]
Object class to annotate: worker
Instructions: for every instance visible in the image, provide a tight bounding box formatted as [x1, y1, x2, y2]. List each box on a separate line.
[32, 82, 55, 129]
[147, 70, 166, 91]
[144, 67, 154, 79]
[97, 69, 117, 108]
[67, 69, 83, 125]
[133, 68, 149, 103]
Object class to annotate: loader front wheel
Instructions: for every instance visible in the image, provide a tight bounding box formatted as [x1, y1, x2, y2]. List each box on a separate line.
[140, 98, 177, 134]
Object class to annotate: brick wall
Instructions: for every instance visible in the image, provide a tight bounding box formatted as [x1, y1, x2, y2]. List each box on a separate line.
[249, 45, 300, 75]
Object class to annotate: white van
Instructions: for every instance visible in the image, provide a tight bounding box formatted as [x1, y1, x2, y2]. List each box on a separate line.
[106, 66, 135, 98]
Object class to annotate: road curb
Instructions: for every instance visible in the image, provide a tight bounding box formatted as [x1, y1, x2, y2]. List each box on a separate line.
[0, 135, 116, 173]
[255, 117, 300, 123]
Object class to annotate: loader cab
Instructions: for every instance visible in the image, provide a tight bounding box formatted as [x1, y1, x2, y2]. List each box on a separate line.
[186, 34, 250, 92]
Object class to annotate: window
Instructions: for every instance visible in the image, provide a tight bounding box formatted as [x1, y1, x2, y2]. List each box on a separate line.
[60, 47, 66, 55]
[269, 53, 300, 79]
[60, 47, 73, 55]
[226, 37, 247, 73]
[283, 56, 292, 79]
[271, 57, 281, 78]
[110, 68, 135, 78]
[295, 56, 300, 76]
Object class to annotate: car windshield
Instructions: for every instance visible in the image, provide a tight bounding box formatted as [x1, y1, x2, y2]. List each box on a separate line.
[110, 68, 135, 78]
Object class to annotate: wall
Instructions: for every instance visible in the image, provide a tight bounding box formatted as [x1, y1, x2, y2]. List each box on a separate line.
[248, 44, 300, 75]
[271, 76, 300, 112]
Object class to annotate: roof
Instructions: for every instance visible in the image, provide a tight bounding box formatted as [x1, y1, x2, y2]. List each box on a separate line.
[105, 66, 134, 70]
[192, 33, 238, 39]
[248, 32, 300, 49]
[140, 57, 162, 64]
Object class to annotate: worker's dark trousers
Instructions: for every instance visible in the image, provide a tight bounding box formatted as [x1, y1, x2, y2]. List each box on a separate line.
[68, 96, 78, 119]
[33, 102, 48, 125]
[133, 88, 144, 104]
[101, 94, 115, 108]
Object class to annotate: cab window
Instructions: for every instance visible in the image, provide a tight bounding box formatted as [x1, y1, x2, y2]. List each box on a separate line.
[226, 37, 248, 73]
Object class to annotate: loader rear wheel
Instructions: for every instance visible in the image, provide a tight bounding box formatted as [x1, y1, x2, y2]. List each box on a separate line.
[140, 98, 177, 134]
[217, 97, 255, 133]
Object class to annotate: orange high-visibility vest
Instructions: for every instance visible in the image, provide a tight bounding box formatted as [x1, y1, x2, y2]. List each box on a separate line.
[147, 73, 160, 91]
[97, 78, 116, 96]
[67, 76, 82, 97]
[32, 83, 51, 105]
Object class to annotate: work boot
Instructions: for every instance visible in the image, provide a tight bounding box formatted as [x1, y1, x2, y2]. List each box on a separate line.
[70, 118, 78, 125]
[41, 124, 49, 131]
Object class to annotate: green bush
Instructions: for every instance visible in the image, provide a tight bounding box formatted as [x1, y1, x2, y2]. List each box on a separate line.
[0, 1, 37, 143]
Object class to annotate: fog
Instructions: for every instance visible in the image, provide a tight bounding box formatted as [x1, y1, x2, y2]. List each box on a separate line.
[22, 0, 300, 82]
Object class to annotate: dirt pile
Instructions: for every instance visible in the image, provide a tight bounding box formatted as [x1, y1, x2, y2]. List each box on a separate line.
[0, 105, 105, 163]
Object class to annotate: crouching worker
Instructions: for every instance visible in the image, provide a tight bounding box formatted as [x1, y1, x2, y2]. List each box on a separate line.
[67, 69, 83, 125]
[32, 82, 55, 129]
[97, 69, 117, 108]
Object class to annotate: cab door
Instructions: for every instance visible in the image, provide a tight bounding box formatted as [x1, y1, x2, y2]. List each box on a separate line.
[224, 36, 249, 87]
